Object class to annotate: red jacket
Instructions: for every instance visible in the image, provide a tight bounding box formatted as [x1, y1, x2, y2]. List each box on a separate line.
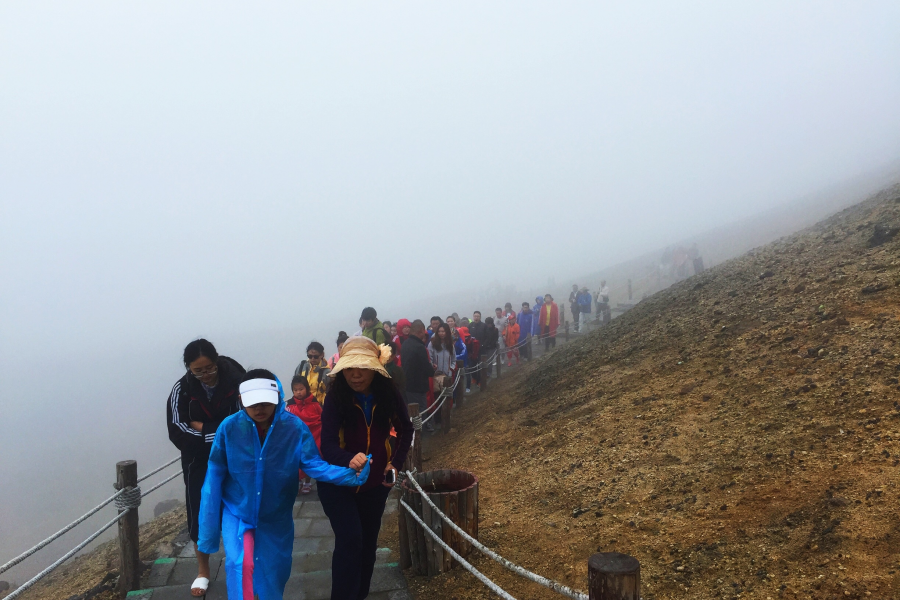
[538, 301, 560, 337]
[286, 394, 323, 449]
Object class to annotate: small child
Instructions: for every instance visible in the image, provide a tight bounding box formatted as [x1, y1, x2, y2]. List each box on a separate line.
[503, 313, 520, 367]
[285, 376, 322, 495]
[199, 369, 370, 600]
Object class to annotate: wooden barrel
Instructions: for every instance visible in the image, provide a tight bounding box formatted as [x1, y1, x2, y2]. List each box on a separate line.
[400, 469, 479, 576]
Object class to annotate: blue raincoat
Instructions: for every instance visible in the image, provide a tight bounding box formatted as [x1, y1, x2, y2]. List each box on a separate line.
[198, 380, 370, 600]
[533, 297, 544, 336]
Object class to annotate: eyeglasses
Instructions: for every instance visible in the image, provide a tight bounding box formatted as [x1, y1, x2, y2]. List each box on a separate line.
[307, 354, 322, 360]
[190, 366, 218, 379]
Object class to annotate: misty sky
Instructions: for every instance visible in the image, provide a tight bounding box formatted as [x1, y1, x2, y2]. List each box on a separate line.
[2, 0, 900, 577]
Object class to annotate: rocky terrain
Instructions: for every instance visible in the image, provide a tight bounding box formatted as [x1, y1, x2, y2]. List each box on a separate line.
[410, 184, 900, 600]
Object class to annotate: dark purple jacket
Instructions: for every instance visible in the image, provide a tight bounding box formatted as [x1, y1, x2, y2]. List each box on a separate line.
[321, 386, 414, 492]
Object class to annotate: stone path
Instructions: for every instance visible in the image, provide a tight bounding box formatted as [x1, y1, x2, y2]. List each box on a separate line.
[127, 484, 410, 600]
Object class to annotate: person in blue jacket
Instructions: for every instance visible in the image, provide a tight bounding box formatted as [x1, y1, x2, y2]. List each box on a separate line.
[198, 369, 371, 600]
[517, 301, 534, 361]
[532, 296, 544, 338]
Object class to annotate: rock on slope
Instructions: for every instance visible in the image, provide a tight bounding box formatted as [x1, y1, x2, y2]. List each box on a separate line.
[417, 184, 900, 600]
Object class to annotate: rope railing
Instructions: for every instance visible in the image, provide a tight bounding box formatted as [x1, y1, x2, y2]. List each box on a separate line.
[0, 456, 183, 598]
[399, 498, 517, 600]
[404, 471, 589, 600]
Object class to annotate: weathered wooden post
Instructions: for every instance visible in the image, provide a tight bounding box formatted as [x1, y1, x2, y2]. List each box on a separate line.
[116, 460, 140, 597]
[588, 553, 640, 600]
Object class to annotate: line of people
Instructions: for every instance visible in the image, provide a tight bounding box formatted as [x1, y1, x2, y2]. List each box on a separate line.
[164, 293, 566, 600]
[568, 280, 611, 332]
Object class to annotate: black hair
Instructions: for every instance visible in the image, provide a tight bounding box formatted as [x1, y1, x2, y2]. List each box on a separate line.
[473, 310, 481, 316]
[431, 323, 453, 352]
[495, 307, 502, 312]
[361, 307, 377, 321]
[383, 320, 392, 328]
[306, 341, 325, 354]
[243, 368, 277, 383]
[291, 375, 310, 393]
[387, 341, 399, 358]
[183, 339, 218, 368]
[330, 371, 401, 432]
[522, 302, 530, 308]
[336, 331, 349, 346]
[430, 316, 442, 324]
[485, 317, 495, 326]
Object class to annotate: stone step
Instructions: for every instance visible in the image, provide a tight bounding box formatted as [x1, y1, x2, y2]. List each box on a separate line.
[144, 548, 394, 586]
[129, 563, 409, 600]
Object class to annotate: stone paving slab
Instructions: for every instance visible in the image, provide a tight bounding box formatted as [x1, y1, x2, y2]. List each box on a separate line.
[306, 518, 334, 537]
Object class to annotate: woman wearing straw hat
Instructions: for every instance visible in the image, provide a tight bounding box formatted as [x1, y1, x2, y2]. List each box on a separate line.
[320, 336, 414, 600]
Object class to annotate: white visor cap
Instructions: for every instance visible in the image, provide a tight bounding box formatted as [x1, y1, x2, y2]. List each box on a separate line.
[239, 378, 280, 406]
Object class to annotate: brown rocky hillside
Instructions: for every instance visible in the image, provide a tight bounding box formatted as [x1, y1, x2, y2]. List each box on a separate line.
[413, 184, 900, 600]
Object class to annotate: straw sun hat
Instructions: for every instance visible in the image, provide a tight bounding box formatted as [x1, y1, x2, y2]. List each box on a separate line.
[328, 336, 392, 379]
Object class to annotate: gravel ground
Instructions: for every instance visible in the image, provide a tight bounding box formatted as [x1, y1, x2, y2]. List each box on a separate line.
[408, 184, 900, 600]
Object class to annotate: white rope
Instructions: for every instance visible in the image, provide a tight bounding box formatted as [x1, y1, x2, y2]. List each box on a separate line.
[141, 469, 183, 499]
[405, 472, 589, 600]
[4, 511, 127, 600]
[0, 489, 126, 575]
[0, 457, 181, 577]
[136, 456, 180, 483]
[399, 499, 517, 600]
[113, 487, 142, 511]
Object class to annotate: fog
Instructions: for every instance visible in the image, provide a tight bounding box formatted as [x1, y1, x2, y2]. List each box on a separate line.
[2, 1, 900, 584]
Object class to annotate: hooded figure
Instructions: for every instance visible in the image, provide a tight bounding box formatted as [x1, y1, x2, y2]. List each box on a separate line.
[198, 371, 370, 600]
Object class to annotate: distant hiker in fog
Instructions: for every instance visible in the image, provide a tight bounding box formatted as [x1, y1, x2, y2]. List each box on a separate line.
[360, 307, 389, 345]
[494, 307, 507, 353]
[286, 376, 322, 495]
[598, 280, 611, 325]
[329, 331, 349, 369]
[532, 296, 545, 339]
[199, 369, 368, 600]
[401, 320, 435, 422]
[577, 286, 592, 331]
[503, 302, 516, 323]
[427, 315, 442, 341]
[481, 316, 500, 382]
[504, 313, 520, 367]
[294, 341, 331, 405]
[320, 338, 413, 600]
[469, 311, 490, 383]
[569, 284, 580, 331]
[539, 294, 560, 350]
[166, 338, 245, 597]
[518, 302, 534, 361]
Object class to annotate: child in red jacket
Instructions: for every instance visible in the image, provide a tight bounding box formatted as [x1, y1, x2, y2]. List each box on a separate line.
[503, 314, 520, 367]
[286, 375, 323, 494]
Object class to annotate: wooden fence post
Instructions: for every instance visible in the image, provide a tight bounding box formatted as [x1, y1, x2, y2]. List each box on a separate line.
[588, 553, 640, 600]
[116, 460, 140, 597]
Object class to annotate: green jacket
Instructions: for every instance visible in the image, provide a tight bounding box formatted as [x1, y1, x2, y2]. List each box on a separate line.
[362, 320, 389, 345]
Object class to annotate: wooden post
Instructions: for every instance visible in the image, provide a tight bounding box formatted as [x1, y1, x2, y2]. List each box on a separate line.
[398, 492, 411, 569]
[116, 460, 140, 597]
[588, 553, 640, 600]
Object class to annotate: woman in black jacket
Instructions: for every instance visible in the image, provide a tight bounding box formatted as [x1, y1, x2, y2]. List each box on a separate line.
[165, 339, 245, 597]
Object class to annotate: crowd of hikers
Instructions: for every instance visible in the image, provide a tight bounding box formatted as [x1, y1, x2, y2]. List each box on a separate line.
[165, 285, 610, 600]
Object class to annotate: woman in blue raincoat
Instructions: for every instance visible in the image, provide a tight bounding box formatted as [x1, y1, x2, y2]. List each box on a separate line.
[198, 368, 370, 600]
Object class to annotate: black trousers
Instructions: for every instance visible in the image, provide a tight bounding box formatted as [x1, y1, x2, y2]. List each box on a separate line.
[181, 452, 209, 543]
[543, 326, 557, 351]
[318, 482, 392, 600]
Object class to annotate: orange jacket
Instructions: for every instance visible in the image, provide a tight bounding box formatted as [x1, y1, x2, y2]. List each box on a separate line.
[503, 322, 520, 347]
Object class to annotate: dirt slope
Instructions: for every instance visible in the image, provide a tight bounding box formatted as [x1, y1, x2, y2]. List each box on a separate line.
[414, 184, 900, 600]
